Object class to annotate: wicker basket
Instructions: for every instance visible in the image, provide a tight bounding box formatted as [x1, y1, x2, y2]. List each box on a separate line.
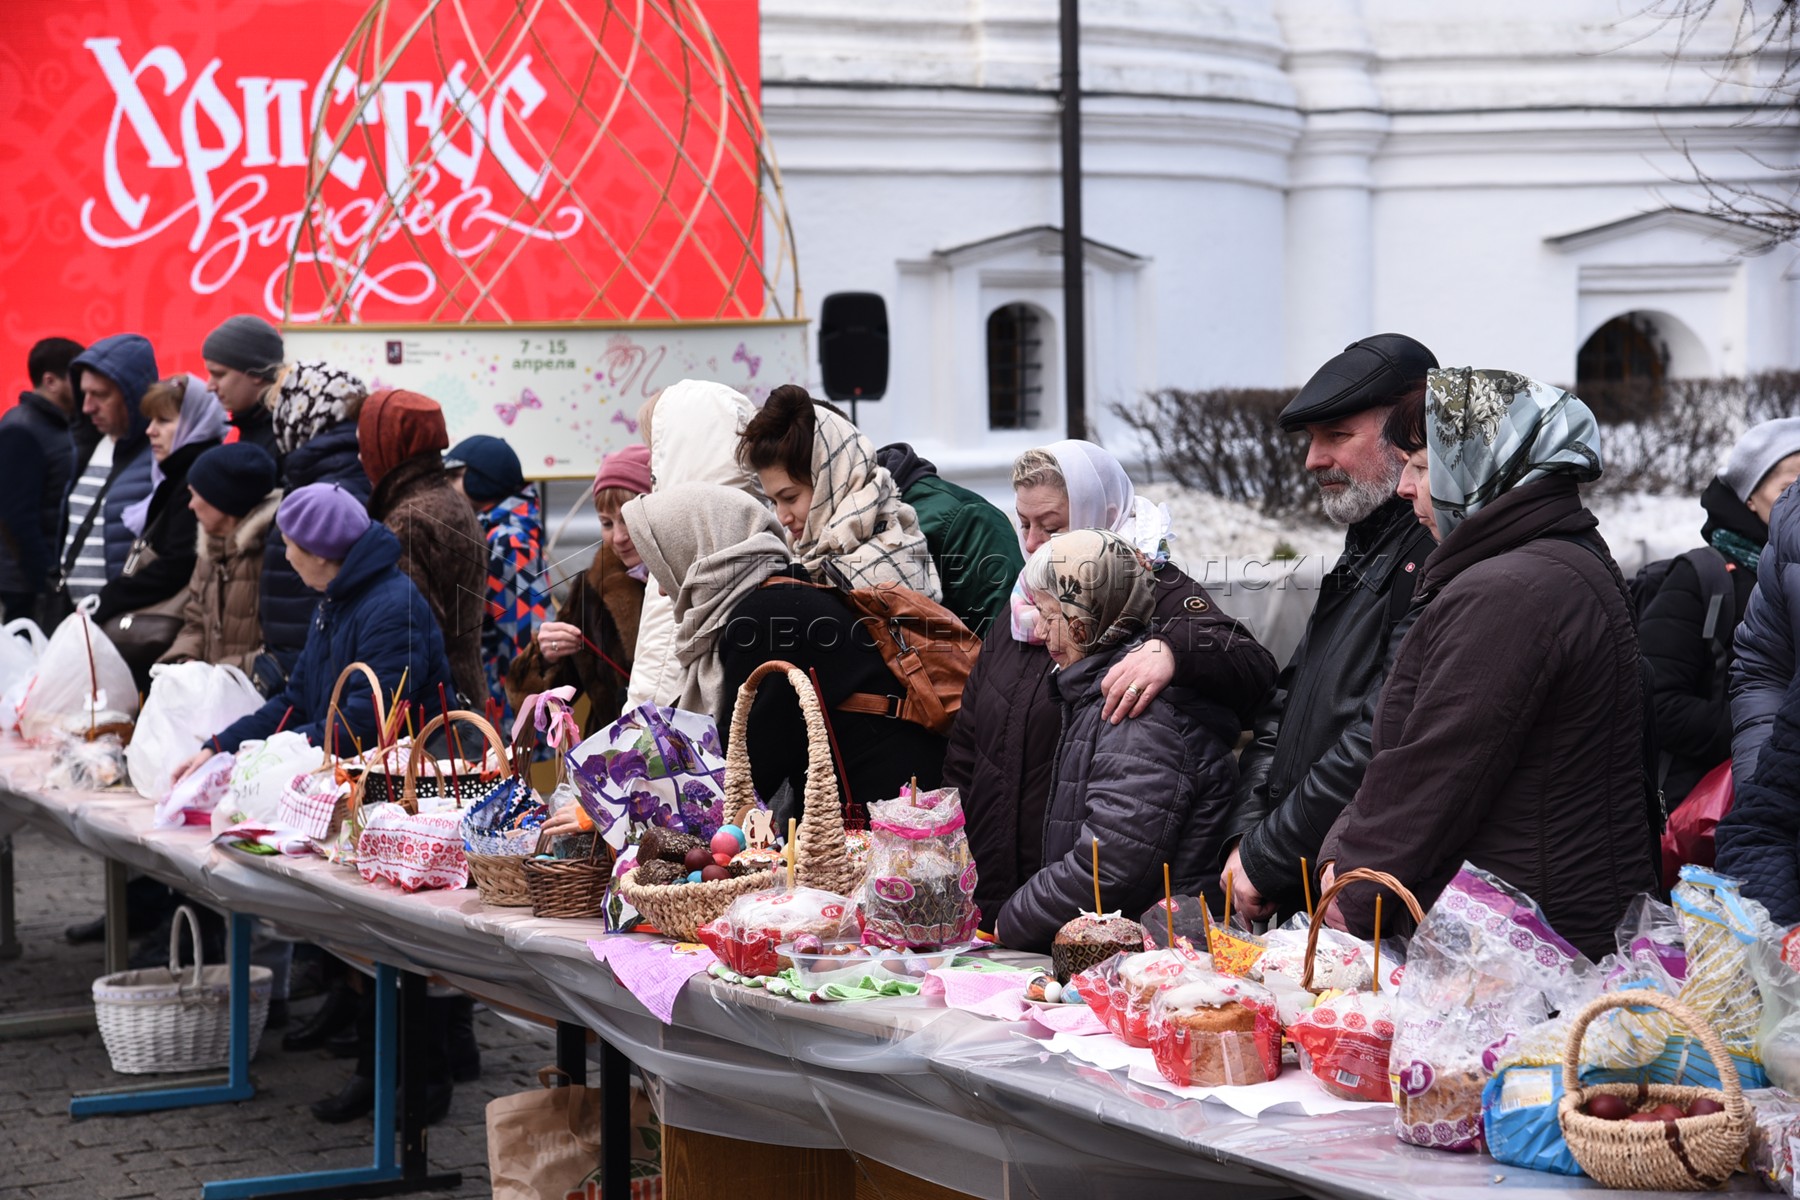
[616, 661, 855, 940]
[92, 907, 273, 1074]
[1556, 989, 1750, 1189]
[522, 829, 614, 919]
[468, 852, 534, 906]
[1300, 868, 1423, 994]
[399, 710, 510, 815]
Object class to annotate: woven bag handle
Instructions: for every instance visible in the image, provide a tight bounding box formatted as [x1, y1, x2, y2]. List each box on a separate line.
[401, 710, 511, 813]
[1560, 989, 1747, 1114]
[324, 662, 386, 761]
[724, 660, 854, 896]
[1301, 867, 1424, 992]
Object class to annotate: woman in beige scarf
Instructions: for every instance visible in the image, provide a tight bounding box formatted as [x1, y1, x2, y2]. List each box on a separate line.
[737, 385, 941, 598]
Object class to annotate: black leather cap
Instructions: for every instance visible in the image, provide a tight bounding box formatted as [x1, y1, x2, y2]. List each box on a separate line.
[1278, 333, 1438, 432]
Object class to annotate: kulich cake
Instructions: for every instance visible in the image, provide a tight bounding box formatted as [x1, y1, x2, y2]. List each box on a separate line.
[1053, 912, 1146, 983]
[1149, 975, 1281, 1088]
[695, 887, 855, 979]
[1111, 949, 1205, 1047]
[1393, 1059, 1487, 1152]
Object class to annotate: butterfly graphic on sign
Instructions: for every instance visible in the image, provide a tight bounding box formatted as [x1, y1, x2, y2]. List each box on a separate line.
[495, 388, 543, 426]
[732, 342, 760, 377]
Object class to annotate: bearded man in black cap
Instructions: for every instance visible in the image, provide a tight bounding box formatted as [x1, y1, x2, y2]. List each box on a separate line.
[1221, 333, 1439, 919]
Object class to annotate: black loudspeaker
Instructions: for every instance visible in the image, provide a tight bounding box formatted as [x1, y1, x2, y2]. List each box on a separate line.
[819, 292, 889, 402]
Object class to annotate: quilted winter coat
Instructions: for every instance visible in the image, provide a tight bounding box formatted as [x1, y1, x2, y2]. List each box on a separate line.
[160, 490, 282, 678]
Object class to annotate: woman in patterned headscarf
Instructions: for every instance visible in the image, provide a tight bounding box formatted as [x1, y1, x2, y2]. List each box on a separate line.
[994, 529, 1243, 952]
[736, 384, 941, 598]
[1317, 369, 1657, 961]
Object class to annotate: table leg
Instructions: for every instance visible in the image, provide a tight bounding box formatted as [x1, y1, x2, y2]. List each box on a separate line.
[200, 964, 460, 1199]
[601, 1036, 631, 1200]
[555, 1018, 588, 1085]
[103, 859, 128, 974]
[0, 835, 19, 961]
[69, 911, 257, 1117]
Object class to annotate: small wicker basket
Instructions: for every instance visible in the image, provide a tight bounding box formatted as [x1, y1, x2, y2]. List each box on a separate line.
[616, 661, 854, 940]
[522, 829, 614, 919]
[92, 907, 272, 1074]
[1556, 989, 1750, 1189]
[1299, 867, 1423, 994]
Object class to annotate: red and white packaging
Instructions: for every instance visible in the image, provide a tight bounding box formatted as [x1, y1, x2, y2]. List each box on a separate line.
[697, 887, 855, 979]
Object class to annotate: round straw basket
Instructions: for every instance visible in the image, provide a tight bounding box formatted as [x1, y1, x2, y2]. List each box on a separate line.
[617, 661, 854, 940]
[468, 853, 534, 906]
[92, 907, 272, 1074]
[1300, 868, 1423, 994]
[1556, 990, 1749, 1189]
[522, 828, 615, 920]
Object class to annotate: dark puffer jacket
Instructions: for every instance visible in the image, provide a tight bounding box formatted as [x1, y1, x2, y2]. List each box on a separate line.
[1229, 495, 1435, 914]
[994, 640, 1241, 953]
[216, 522, 456, 754]
[369, 452, 487, 701]
[92, 437, 218, 623]
[262, 419, 368, 674]
[1319, 477, 1657, 962]
[875, 443, 1023, 636]
[948, 562, 1274, 934]
[0, 392, 75, 598]
[1732, 481, 1800, 784]
[1641, 477, 1761, 806]
[1718, 671, 1800, 924]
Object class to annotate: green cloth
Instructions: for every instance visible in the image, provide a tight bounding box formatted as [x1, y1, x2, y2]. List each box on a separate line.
[901, 474, 1023, 637]
[707, 954, 1015, 1002]
[1712, 527, 1762, 574]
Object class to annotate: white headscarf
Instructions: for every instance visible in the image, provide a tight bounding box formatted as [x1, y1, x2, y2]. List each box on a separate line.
[125, 375, 227, 536]
[1009, 440, 1172, 642]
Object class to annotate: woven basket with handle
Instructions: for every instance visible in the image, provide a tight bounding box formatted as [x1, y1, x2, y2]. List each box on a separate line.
[279, 663, 384, 841]
[1556, 989, 1750, 1189]
[1300, 868, 1424, 994]
[616, 661, 855, 940]
[522, 825, 614, 919]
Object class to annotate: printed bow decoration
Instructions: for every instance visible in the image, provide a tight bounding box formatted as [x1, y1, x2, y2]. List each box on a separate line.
[494, 387, 543, 426]
[512, 685, 580, 754]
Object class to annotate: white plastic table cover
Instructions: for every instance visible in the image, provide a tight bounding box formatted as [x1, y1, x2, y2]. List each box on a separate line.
[0, 739, 1765, 1200]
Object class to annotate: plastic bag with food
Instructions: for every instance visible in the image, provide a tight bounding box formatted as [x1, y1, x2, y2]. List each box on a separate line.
[858, 786, 977, 951]
[1658, 865, 1771, 1091]
[697, 886, 856, 979]
[1105, 947, 1209, 1047]
[1387, 863, 1593, 1154]
[1288, 988, 1398, 1103]
[1148, 972, 1281, 1088]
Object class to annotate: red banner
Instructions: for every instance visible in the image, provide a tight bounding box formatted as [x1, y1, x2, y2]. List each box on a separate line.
[0, 0, 762, 389]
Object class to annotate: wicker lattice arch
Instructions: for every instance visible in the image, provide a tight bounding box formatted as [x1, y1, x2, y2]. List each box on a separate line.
[281, 0, 799, 325]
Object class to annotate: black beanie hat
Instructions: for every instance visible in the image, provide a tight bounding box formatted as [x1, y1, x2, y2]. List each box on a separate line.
[188, 442, 278, 518]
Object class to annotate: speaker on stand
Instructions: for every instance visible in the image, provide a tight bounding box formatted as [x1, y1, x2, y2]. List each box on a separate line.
[818, 292, 889, 426]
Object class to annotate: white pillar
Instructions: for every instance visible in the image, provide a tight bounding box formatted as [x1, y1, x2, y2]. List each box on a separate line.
[1277, 0, 1387, 384]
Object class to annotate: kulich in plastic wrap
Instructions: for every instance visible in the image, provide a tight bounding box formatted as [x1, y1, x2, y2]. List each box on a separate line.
[696, 886, 855, 979]
[1053, 913, 1146, 984]
[1288, 989, 1397, 1102]
[1148, 973, 1281, 1088]
[1745, 1087, 1800, 1193]
[858, 786, 978, 951]
[1108, 948, 1209, 1047]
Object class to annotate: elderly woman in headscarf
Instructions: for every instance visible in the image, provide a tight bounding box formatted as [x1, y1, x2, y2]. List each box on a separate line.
[260, 361, 370, 686]
[994, 529, 1242, 952]
[92, 375, 228, 679]
[735, 384, 940, 598]
[1318, 369, 1657, 961]
[623, 483, 946, 830]
[945, 440, 1276, 931]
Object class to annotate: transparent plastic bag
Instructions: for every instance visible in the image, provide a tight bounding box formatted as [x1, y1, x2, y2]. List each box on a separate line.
[696, 886, 855, 978]
[1147, 972, 1281, 1088]
[857, 786, 977, 951]
[1665, 865, 1772, 1090]
[1290, 989, 1398, 1102]
[1388, 863, 1593, 1154]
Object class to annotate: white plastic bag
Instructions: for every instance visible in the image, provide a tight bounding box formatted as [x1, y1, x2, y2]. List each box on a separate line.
[0, 618, 46, 734]
[18, 612, 137, 742]
[127, 662, 263, 800]
[215, 732, 323, 834]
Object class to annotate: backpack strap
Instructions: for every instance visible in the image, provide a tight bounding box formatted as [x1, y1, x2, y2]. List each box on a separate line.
[759, 576, 909, 721]
[1678, 546, 1733, 646]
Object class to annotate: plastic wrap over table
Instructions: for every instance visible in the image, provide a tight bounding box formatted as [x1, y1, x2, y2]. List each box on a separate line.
[0, 742, 1769, 1200]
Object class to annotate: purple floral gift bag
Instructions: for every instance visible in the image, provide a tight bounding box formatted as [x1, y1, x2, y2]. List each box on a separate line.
[565, 703, 729, 851]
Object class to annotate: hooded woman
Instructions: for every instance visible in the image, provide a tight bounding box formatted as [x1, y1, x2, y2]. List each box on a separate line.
[1319, 369, 1657, 960]
[624, 483, 944, 828]
[92, 376, 228, 683]
[1642, 420, 1800, 811]
[359, 388, 486, 701]
[627, 379, 760, 707]
[944, 440, 1276, 930]
[260, 361, 370, 684]
[736, 384, 940, 598]
[994, 529, 1242, 952]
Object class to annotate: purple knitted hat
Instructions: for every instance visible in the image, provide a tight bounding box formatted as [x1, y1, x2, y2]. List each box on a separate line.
[278, 483, 371, 560]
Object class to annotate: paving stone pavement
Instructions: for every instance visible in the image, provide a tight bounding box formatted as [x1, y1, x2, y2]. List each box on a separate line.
[0, 826, 564, 1199]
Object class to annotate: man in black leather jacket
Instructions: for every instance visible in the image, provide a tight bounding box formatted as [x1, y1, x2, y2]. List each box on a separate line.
[1221, 334, 1439, 919]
